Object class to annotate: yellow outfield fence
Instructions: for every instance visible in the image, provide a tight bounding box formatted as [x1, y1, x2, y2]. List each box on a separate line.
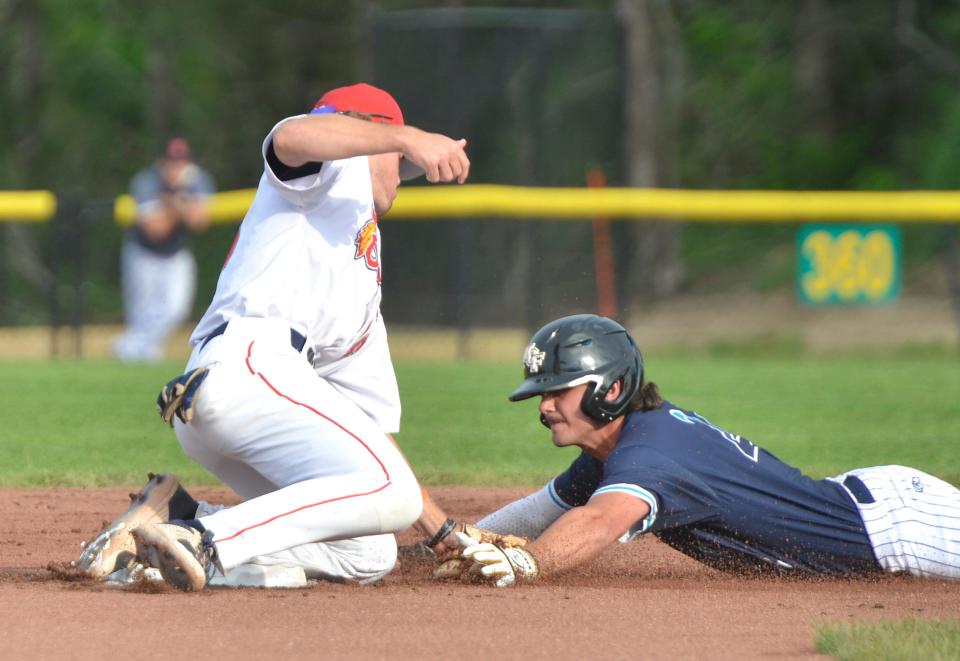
[1, 186, 960, 224]
[388, 186, 960, 222]
[108, 186, 960, 225]
[2, 185, 959, 358]
[0, 191, 57, 222]
[113, 189, 257, 226]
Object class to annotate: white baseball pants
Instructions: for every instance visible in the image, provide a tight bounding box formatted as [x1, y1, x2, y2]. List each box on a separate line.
[175, 316, 422, 583]
[115, 239, 196, 362]
[834, 465, 960, 579]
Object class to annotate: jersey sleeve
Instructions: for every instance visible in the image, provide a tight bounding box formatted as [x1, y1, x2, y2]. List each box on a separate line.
[599, 444, 721, 541]
[550, 451, 604, 508]
[260, 115, 346, 206]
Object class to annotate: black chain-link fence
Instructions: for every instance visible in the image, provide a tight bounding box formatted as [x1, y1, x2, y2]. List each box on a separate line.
[371, 8, 626, 331]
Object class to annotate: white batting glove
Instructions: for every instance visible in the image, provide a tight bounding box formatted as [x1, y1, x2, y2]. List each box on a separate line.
[456, 532, 539, 588]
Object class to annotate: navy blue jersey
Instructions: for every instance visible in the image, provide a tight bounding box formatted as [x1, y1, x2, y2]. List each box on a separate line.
[551, 401, 880, 576]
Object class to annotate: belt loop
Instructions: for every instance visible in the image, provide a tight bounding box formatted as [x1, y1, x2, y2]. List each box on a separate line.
[199, 321, 229, 351]
[290, 329, 306, 353]
[201, 320, 313, 364]
[843, 474, 876, 504]
[290, 328, 314, 364]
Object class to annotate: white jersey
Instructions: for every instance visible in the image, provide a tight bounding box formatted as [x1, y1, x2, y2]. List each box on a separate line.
[191, 115, 383, 365]
[171, 112, 420, 584]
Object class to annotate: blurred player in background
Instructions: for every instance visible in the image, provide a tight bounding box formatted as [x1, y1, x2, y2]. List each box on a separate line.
[446, 314, 960, 587]
[114, 137, 214, 362]
[83, 83, 475, 590]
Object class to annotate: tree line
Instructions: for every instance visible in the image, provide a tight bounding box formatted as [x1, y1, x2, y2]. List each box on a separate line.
[1, 0, 958, 326]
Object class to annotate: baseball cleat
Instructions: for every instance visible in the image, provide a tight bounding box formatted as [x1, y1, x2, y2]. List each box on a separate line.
[77, 473, 181, 579]
[132, 521, 217, 592]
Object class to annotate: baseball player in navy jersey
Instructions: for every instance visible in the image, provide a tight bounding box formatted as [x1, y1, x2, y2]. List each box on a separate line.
[78, 83, 481, 590]
[448, 314, 960, 587]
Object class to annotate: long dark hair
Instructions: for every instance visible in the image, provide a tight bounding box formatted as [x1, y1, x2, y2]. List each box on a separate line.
[628, 380, 663, 412]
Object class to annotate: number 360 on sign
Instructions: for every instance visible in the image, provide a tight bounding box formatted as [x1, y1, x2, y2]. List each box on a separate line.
[796, 225, 901, 304]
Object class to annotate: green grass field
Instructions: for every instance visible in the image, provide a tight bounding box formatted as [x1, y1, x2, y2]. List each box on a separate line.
[4, 353, 958, 653]
[815, 618, 960, 660]
[1, 353, 957, 487]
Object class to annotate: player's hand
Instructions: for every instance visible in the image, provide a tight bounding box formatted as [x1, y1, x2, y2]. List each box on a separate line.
[456, 531, 539, 588]
[432, 524, 529, 580]
[400, 127, 470, 184]
[156, 367, 210, 427]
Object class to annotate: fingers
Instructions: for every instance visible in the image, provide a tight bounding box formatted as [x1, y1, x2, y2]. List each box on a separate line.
[449, 533, 522, 587]
[455, 531, 477, 548]
[455, 140, 470, 184]
[443, 139, 469, 184]
[156, 367, 209, 427]
[406, 131, 470, 185]
[424, 152, 466, 184]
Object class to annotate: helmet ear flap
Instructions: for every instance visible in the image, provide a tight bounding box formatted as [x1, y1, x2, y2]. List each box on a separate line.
[581, 369, 637, 422]
[579, 380, 612, 422]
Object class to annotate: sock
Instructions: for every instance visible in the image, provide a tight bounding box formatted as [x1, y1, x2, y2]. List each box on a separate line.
[167, 485, 200, 520]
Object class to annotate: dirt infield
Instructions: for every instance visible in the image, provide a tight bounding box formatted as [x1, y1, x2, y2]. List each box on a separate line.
[2, 485, 958, 660]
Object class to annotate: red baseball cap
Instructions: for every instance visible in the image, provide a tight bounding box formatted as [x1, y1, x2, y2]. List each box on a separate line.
[313, 83, 404, 126]
[311, 83, 423, 181]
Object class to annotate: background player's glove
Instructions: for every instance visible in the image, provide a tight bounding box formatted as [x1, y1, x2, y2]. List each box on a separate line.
[456, 532, 539, 588]
[156, 367, 209, 427]
[433, 523, 529, 580]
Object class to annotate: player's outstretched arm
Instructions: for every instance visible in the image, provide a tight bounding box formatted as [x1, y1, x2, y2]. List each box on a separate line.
[529, 492, 649, 577]
[272, 114, 469, 183]
[460, 492, 650, 586]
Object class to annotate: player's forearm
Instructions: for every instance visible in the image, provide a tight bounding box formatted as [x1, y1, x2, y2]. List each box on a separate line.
[413, 488, 460, 552]
[273, 114, 408, 166]
[474, 483, 567, 538]
[526, 506, 626, 578]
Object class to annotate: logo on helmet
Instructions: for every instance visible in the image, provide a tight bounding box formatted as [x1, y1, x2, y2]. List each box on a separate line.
[523, 343, 546, 373]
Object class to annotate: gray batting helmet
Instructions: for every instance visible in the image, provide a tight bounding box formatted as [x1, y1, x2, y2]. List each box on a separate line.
[509, 314, 643, 422]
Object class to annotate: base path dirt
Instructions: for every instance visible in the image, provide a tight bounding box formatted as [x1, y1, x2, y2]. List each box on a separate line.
[2, 485, 958, 660]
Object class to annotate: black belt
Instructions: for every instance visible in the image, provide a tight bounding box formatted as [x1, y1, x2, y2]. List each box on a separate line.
[199, 321, 315, 363]
[843, 474, 875, 504]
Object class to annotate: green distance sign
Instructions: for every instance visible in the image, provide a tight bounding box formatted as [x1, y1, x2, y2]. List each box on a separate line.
[797, 225, 901, 305]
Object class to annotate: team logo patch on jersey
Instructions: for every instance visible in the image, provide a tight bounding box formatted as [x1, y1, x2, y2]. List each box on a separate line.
[523, 343, 546, 373]
[354, 217, 381, 283]
[912, 476, 925, 492]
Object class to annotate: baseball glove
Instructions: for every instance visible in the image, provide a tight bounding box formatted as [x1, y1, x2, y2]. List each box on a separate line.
[433, 523, 529, 580]
[157, 367, 209, 427]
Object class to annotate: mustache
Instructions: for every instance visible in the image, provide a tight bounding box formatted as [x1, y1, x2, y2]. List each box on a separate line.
[540, 413, 562, 427]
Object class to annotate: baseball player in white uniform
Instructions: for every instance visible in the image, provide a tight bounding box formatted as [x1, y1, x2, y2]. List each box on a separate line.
[87, 83, 472, 590]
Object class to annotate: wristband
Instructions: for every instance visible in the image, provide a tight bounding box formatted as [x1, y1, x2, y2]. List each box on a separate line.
[425, 518, 457, 548]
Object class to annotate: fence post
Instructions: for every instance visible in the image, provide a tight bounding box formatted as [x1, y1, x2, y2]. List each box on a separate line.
[48, 191, 72, 358]
[454, 219, 472, 360]
[48, 190, 91, 358]
[944, 224, 960, 346]
[587, 168, 619, 319]
[71, 200, 95, 358]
